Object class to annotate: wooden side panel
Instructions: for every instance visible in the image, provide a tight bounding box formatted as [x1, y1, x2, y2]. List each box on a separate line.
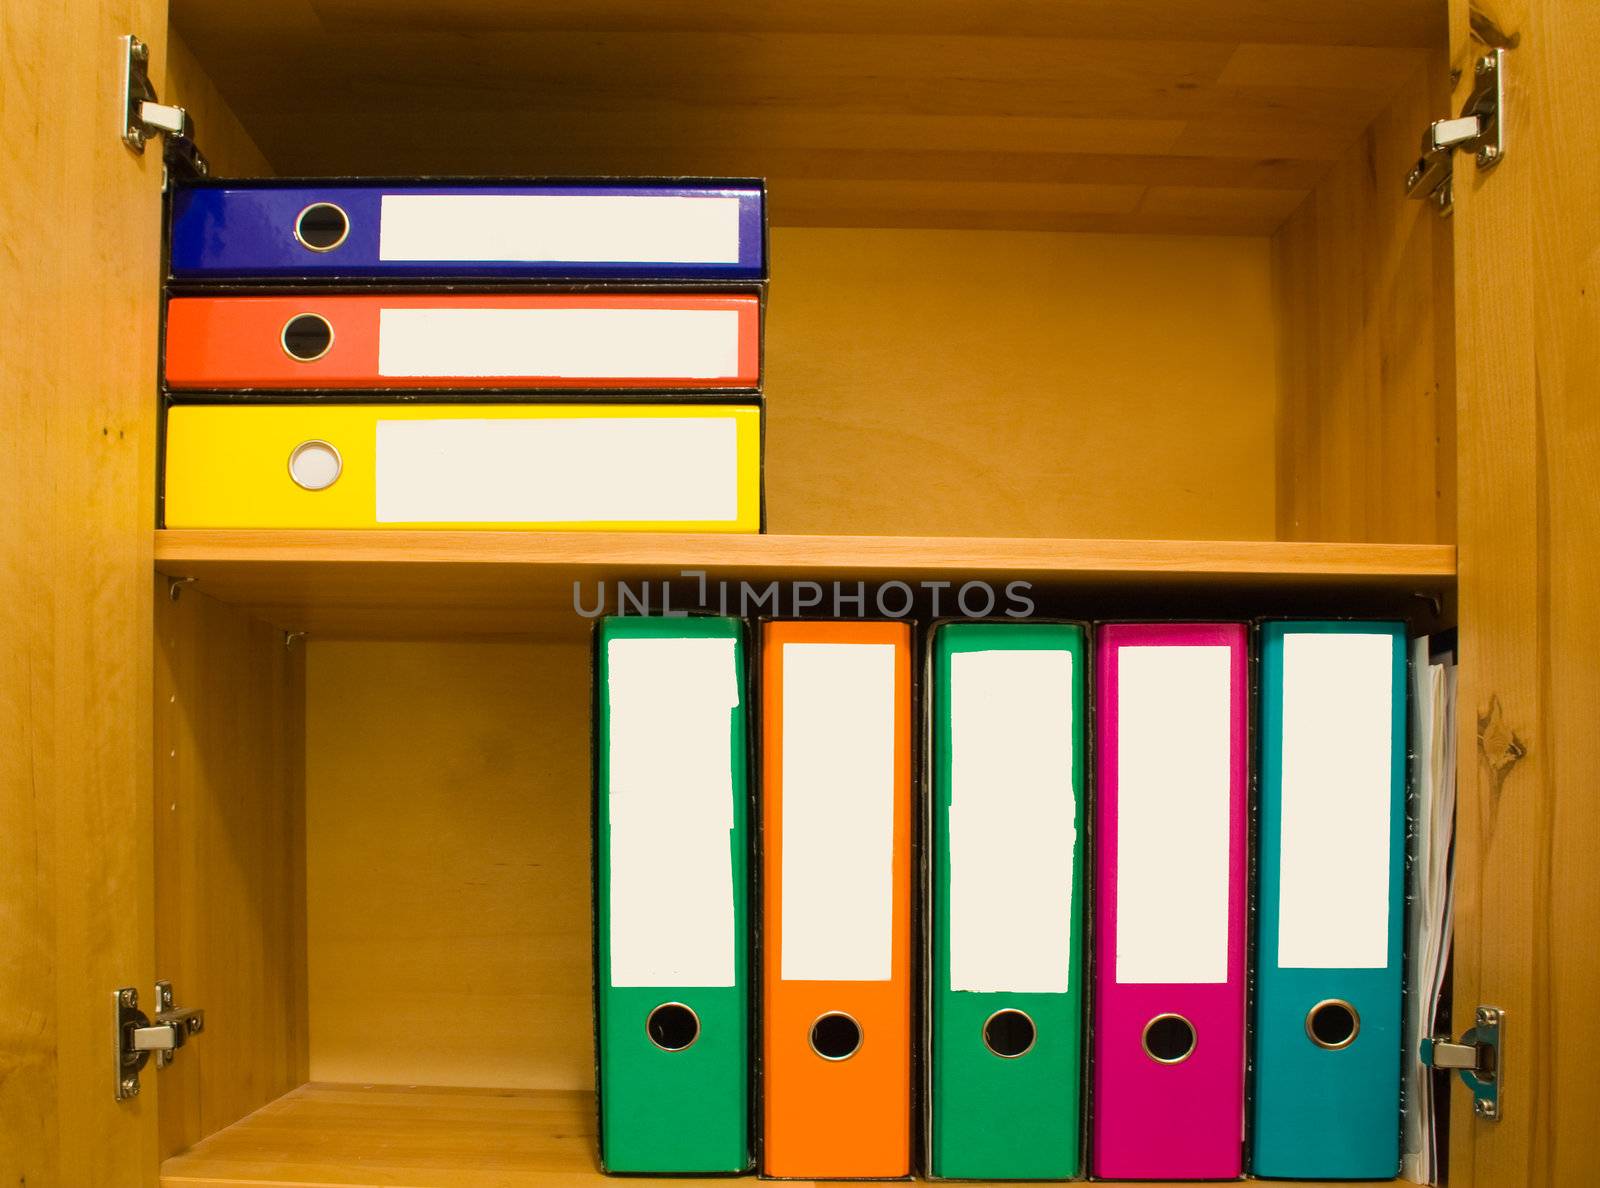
[153, 22, 287, 1161]
[163, 25, 273, 177]
[1449, 1, 1600, 1184]
[1272, 59, 1456, 543]
[304, 640, 594, 1090]
[0, 3, 166, 1185]
[154, 585, 308, 1159]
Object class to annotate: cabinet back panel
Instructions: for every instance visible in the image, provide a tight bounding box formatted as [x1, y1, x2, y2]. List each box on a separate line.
[306, 639, 594, 1089]
[763, 227, 1279, 539]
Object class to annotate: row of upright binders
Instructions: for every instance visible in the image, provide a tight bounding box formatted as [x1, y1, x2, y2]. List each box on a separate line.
[158, 178, 766, 531]
[596, 615, 1419, 1181]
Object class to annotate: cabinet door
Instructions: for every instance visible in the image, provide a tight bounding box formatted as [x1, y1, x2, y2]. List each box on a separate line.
[1, 3, 166, 1185]
[1451, 1, 1600, 1183]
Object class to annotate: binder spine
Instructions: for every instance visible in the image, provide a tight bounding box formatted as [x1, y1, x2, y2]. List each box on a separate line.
[161, 403, 763, 532]
[1250, 620, 1406, 1179]
[1090, 622, 1247, 1181]
[163, 292, 762, 391]
[169, 178, 767, 280]
[595, 616, 751, 1174]
[928, 622, 1085, 1181]
[760, 621, 914, 1179]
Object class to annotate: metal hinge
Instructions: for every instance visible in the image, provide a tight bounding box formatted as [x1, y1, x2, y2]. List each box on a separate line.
[1421, 1005, 1504, 1121]
[1405, 47, 1505, 215]
[113, 981, 206, 1101]
[119, 34, 208, 184]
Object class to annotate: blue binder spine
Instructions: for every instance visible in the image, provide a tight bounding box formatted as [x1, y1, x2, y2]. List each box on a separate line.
[169, 180, 766, 280]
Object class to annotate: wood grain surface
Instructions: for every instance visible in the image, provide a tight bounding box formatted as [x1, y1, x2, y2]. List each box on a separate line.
[1449, 0, 1600, 1183]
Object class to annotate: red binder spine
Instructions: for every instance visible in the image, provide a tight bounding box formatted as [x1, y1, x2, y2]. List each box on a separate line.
[164, 292, 761, 390]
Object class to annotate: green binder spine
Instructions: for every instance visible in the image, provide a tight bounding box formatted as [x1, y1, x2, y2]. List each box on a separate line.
[930, 622, 1086, 1179]
[595, 616, 749, 1173]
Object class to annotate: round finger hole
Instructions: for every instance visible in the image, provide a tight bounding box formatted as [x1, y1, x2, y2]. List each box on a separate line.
[809, 1012, 862, 1061]
[645, 1002, 700, 1052]
[281, 313, 334, 362]
[982, 1009, 1036, 1058]
[294, 202, 350, 252]
[287, 440, 342, 491]
[1306, 999, 1360, 1050]
[1142, 1013, 1196, 1064]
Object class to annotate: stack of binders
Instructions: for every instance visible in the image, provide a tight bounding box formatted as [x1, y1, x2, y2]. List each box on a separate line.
[594, 615, 1416, 1180]
[159, 179, 766, 531]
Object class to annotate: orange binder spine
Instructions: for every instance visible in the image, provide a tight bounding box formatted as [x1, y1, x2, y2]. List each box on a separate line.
[163, 291, 762, 390]
[760, 620, 914, 1179]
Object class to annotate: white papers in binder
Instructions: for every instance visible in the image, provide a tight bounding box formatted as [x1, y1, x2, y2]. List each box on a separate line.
[378, 194, 742, 264]
[607, 636, 740, 987]
[1277, 632, 1395, 969]
[948, 648, 1076, 994]
[1115, 644, 1232, 985]
[780, 642, 897, 982]
[376, 307, 742, 379]
[374, 417, 740, 524]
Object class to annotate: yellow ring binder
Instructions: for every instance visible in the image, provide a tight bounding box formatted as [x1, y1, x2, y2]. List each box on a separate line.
[286, 440, 342, 491]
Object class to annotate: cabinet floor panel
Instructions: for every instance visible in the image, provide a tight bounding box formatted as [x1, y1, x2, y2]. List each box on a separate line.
[160, 1083, 604, 1187]
[152, 530, 1455, 638]
[157, 1081, 1395, 1188]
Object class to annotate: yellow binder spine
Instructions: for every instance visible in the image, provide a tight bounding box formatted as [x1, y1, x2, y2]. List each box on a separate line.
[163, 403, 763, 532]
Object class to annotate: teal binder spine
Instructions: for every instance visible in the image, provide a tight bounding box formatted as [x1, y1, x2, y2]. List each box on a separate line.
[1251, 620, 1407, 1178]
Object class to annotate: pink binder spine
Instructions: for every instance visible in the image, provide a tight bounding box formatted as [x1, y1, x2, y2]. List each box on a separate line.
[1091, 622, 1248, 1180]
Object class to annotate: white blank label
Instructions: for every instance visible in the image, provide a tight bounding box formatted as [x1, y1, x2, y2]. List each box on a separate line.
[376, 307, 742, 379]
[607, 636, 740, 987]
[781, 643, 898, 982]
[378, 194, 742, 263]
[374, 417, 740, 524]
[1277, 632, 1395, 969]
[949, 648, 1076, 994]
[1115, 645, 1233, 985]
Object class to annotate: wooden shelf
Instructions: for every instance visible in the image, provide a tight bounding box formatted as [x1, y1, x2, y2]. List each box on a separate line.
[153, 530, 1455, 638]
[159, 1082, 1392, 1188]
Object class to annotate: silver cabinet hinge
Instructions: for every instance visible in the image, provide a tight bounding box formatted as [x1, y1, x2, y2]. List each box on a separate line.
[1405, 47, 1504, 215]
[119, 34, 208, 185]
[114, 980, 206, 1101]
[1421, 1004, 1504, 1121]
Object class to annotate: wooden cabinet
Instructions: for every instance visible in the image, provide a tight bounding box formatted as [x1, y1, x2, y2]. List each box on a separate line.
[3, 2, 1595, 1185]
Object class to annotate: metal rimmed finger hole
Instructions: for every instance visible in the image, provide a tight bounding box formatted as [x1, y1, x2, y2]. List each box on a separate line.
[287, 440, 342, 491]
[1142, 1013, 1196, 1064]
[645, 1002, 700, 1052]
[809, 1012, 862, 1061]
[1306, 999, 1360, 1050]
[281, 313, 334, 362]
[982, 1009, 1036, 1058]
[294, 202, 349, 252]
